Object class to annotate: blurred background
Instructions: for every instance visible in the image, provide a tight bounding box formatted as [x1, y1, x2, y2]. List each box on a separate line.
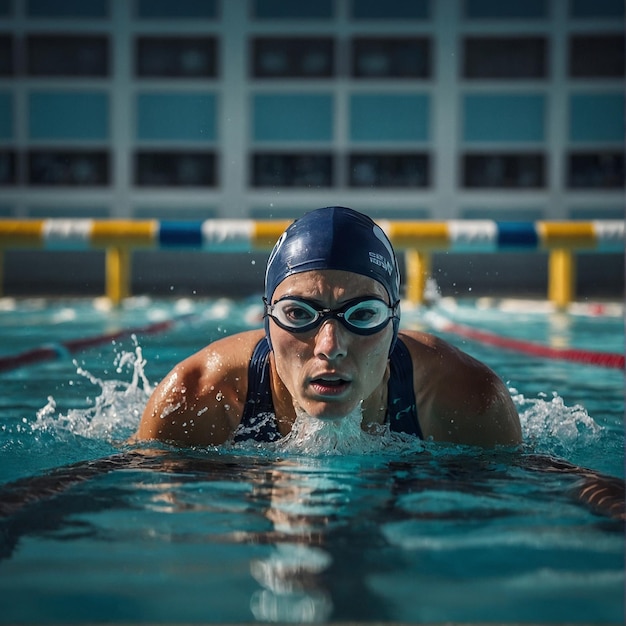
[0, 0, 623, 298]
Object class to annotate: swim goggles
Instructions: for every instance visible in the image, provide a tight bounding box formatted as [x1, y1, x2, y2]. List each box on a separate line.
[263, 295, 399, 335]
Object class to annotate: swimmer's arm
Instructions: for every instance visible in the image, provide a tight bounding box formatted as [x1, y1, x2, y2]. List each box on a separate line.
[523, 454, 625, 521]
[133, 354, 234, 446]
[133, 333, 260, 447]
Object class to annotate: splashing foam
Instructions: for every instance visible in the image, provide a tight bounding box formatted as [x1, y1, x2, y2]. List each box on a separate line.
[511, 388, 601, 455]
[24, 335, 603, 460]
[266, 405, 422, 457]
[32, 338, 151, 444]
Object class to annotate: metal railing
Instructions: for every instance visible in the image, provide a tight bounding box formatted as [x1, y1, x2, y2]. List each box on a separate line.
[0, 219, 623, 307]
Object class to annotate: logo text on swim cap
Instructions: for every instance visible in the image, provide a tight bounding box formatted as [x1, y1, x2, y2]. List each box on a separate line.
[369, 251, 393, 276]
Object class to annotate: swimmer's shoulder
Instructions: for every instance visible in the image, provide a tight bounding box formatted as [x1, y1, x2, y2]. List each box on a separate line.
[397, 330, 521, 446]
[398, 329, 497, 377]
[135, 329, 265, 446]
[167, 328, 265, 393]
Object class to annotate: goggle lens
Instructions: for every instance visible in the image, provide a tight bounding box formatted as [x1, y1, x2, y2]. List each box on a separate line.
[265, 296, 398, 335]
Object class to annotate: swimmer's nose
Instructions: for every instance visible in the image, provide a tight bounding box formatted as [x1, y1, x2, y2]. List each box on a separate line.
[314, 319, 348, 361]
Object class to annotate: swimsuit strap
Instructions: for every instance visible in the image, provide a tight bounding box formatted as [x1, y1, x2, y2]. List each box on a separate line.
[387, 339, 423, 438]
[233, 337, 281, 442]
[234, 337, 422, 442]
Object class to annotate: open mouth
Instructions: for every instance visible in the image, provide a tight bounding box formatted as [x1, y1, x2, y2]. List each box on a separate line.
[310, 377, 351, 396]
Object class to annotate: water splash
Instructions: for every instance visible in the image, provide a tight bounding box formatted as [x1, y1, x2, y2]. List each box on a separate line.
[512, 388, 602, 457]
[31, 339, 151, 444]
[264, 405, 423, 457]
[22, 339, 606, 462]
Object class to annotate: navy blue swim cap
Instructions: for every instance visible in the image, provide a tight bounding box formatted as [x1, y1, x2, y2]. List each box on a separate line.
[264, 206, 401, 349]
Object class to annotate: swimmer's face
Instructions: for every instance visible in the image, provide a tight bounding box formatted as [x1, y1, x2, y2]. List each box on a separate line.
[268, 269, 394, 421]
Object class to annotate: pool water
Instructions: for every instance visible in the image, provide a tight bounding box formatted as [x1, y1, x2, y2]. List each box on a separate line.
[0, 296, 624, 624]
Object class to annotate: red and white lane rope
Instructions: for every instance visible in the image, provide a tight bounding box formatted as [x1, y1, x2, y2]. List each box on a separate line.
[0, 315, 194, 373]
[425, 311, 624, 370]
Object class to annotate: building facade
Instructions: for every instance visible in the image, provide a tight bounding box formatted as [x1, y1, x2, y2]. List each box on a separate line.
[0, 0, 623, 223]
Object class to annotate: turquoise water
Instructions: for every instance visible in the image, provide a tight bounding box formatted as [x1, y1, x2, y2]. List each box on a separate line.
[0, 297, 624, 623]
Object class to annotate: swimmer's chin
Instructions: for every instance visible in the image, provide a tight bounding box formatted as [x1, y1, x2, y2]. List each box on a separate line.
[293, 401, 363, 423]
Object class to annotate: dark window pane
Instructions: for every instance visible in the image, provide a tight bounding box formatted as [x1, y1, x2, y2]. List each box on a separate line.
[568, 152, 624, 188]
[0, 0, 12, 17]
[570, 0, 624, 19]
[252, 0, 333, 19]
[0, 150, 16, 185]
[136, 37, 217, 78]
[570, 35, 625, 78]
[27, 35, 109, 77]
[462, 153, 545, 188]
[463, 37, 548, 78]
[349, 153, 429, 187]
[137, 0, 217, 18]
[28, 150, 109, 186]
[251, 37, 334, 78]
[135, 151, 216, 186]
[0, 35, 13, 75]
[352, 37, 431, 78]
[465, 0, 547, 19]
[26, 0, 108, 18]
[351, 0, 430, 19]
[251, 153, 333, 187]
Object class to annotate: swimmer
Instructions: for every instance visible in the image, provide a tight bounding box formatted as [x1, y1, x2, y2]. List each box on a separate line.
[134, 206, 522, 448]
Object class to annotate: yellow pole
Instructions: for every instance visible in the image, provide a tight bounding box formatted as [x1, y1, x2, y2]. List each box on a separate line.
[105, 246, 131, 305]
[548, 249, 575, 309]
[405, 249, 431, 304]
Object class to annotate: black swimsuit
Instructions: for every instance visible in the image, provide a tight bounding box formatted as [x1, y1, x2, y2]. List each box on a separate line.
[233, 337, 422, 442]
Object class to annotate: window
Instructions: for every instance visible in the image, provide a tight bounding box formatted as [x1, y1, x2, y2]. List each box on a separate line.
[463, 94, 545, 142]
[462, 153, 545, 188]
[349, 153, 430, 187]
[252, 0, 333, 19]
[567, 152, 624, 188]
[28, 150, 109, 186]
[570, 0, 624, 19]
[0, 150, 16, 185]
[351, 0, 430, 20]
[0, 35, 13, 76]
[251, 37, 334, 78]
[0, 92, 12, 139]
[136, 37, 217, 78]
[29, 91, 109, 140]
[464, 0, 547, 19]
[26, 35, 109, 77]
[569, 35, 625, 78]
[253, 93, 333, 141]
[352, 37, 431, 78]
[136, 93, 217, 141]
[569, 93, 624, 143]
[136, 0, 217, 19]
[26, 0, 108, 18]
[135, 151, 216, 186]
[350, 94, 429, 142]
[463, 37, 548, 79]
[251, 153, 333, 187]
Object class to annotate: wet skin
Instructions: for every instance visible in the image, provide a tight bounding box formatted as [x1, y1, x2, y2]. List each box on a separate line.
[135, 269, 523, 448]
[267, 270, 393, 426]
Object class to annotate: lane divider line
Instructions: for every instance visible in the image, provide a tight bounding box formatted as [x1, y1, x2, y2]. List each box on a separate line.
[0, 315, 194, 373]
[425, 312, 624, 370]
